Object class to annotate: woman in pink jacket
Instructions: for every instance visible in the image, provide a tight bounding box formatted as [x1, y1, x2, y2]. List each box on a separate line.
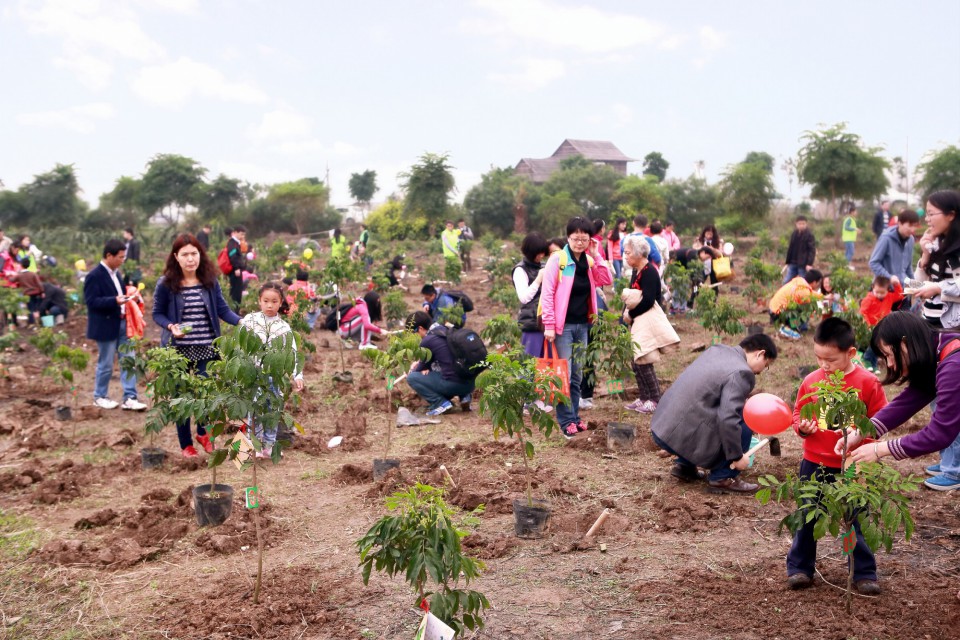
[338, 291, 382, 350]
[541, 216, 613, 438]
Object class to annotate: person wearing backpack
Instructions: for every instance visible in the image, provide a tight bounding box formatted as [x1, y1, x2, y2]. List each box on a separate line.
[225, 226, 248, 311]
[421, 284, 468, 327]
[405, 311, 478, 415]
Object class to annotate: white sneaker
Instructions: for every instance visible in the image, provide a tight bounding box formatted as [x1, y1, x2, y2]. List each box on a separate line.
[359, 343, 378, 351]
[579, 398, 594, 410]
[534, 399, 553, 414]
[94, 397, 119, 410]
[121, 398, 147, 412]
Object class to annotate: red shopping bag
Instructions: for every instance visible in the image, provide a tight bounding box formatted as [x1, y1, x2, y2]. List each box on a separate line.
[535, 340, 570, 404]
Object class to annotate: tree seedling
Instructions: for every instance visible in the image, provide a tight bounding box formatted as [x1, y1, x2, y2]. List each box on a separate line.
[363, 330, 431, 453]
[323, 256, 365, 378]
[694, 287, 746, 341]
[583, 311, 635, 425]
[480, 313, 521, 351]
[476, 352, 566, 507]
[756, 371, 921, 614]
[357, 483, 489, 637]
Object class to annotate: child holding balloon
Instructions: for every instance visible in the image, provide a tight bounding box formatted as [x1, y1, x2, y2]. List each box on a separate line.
[785, 317, 887, 595]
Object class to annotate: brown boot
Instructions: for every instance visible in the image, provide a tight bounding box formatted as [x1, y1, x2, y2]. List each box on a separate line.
[707, 477, 759, 494]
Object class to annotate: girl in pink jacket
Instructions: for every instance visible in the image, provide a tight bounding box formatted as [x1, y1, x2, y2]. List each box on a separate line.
[338, 291, 382, 350]
[541, 217, 613, 438]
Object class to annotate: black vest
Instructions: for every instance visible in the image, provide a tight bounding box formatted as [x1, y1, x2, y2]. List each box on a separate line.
[515, 259, 543, 332]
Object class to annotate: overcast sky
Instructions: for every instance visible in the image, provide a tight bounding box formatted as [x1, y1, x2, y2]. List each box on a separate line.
[2, 0, 958, 212]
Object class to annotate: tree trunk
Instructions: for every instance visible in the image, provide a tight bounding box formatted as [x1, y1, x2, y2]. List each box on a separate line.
[513, 203, 528, 235]
[252, 462, 264, 605]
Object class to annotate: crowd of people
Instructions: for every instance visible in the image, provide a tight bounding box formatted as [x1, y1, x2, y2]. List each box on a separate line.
[3, 188, 959, 598]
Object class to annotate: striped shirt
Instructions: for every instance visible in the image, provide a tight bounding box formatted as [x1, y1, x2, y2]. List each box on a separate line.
[921, 240, 960, 323]
[175, 285, 215, 349]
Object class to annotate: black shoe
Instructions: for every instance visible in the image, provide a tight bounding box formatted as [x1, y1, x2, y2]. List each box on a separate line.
[670, 464, 706, 482]
[786, 573, 813, 590]
[856, 579, 881, 596]
[707, 478, 759, 494]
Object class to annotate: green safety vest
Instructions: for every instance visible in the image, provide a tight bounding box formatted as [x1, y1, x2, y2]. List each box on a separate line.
[841, 216, 858, 242]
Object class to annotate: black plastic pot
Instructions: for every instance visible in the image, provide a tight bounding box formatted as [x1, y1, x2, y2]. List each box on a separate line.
[54, 406, 72, 421]
[513, 498, 551, 538]
[333, 371, 354, 383]
[193, 484, 234, 527]
[606, 422, 636, 450]
[140, 447, 167, 470]
[372, 458, 401, 480]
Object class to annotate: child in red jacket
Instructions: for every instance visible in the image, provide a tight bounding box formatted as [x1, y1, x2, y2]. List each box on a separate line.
[786, 317, 888, 595]
[859, 275, 904, 369]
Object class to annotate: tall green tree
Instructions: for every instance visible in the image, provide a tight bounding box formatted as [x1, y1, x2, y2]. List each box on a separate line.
[463, 167, 531, 237]
[197, 174, 244, 222]
[718, 159, 778, 231]
[348, 170, 379, 210]
[543, 155, 620, 219]
[267, 179, 330, 235]
[400, 152, 456, 229]
[530, 191, 582, 236]
[916, 144, 960, 199]
[796, 123, 890, 217]
[642, 151, 670, 182]
[89, 176, 144, 229]
[662, 176, 722, 233]
[742, 151, 775, 173]
[614, 174, 667, 219]
[0, 164, 85, 228]
[137, 154, 207, 225]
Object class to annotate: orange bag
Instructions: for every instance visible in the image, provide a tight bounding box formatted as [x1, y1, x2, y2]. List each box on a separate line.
[535, 340, 570, 404]
[125, 285, 145, 339]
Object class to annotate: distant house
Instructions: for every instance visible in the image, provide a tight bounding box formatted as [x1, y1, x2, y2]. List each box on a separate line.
[514, 139, 635, 184]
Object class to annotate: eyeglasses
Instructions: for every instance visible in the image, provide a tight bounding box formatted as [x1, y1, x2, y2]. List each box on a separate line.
[568, 236, 591, 244]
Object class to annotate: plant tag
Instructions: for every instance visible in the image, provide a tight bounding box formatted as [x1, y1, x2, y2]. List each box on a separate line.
[386, 375, 396, 391]
[414, 612, 455, 640]
[606, 379, 624, 394]
[841, 527, 856, 555]
[230, 431, 255, 470]
[244, 486, 259, 509]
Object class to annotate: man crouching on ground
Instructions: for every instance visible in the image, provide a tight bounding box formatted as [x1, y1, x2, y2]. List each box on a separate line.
[650, 333, 778, 494]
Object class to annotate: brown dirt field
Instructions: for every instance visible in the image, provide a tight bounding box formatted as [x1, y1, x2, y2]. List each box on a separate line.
[1, 244, 958, 639]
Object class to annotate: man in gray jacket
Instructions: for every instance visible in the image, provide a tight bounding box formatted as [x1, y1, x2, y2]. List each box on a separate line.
[869, 209, 920, 288]
[651, 333, 778, 494]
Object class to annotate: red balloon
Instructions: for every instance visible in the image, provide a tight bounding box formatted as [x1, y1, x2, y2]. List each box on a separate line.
[743, 393, 792, 436]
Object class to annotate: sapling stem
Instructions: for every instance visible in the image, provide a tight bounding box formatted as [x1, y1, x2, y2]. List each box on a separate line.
[252, 461, 264, 605]
[518, 433, 533, 507]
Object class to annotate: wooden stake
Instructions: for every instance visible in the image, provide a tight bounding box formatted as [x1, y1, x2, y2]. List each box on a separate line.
[439, 465, 457, 488]
[585, 508, 611, 539]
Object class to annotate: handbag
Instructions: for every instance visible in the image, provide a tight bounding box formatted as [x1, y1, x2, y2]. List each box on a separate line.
[713, 256, 733, 280]
[535, 339, 570, 404]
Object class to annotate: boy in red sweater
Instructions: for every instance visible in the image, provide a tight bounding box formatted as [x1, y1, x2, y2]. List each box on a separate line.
[786, 318, 887, 595]
[859, 275, 904, 370]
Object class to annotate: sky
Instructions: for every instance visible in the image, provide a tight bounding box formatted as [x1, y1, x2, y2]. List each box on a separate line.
[2, 0, 959, 213]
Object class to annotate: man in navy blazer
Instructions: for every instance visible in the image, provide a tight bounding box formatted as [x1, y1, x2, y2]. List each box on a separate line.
[84, 239, 146, 411]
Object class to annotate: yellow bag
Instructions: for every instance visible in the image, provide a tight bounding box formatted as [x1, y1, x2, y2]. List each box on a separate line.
[713, 256, 733, 280]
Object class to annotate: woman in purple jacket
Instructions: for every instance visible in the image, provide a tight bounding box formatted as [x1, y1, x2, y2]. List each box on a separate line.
[841, 312, 960, 471]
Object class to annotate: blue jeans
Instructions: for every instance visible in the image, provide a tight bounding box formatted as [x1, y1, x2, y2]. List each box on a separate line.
[612, 259, 623, 280]
[938, 432, 960, 481]
[651, 421, 753, 481]
[787, 459, 877, 581]
[553, 323, 589, 428]
[783, 264, 806, 284]
[844, 241, 855, 263]
[407, 370, 474, 411]
[305, 308, 320, 330]
[862, 346, 878, 370]
[94, 319, 138, 401]
[252, 379, 282, 450]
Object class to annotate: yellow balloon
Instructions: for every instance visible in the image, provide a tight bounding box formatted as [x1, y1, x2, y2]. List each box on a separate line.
[284, 260, 292, 267]
[74, 259, 87, 271]
[303, 248, 314, 260]
[137, 282, 145, 291]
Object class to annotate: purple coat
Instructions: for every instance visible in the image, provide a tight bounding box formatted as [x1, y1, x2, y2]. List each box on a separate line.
[873, 333, 960, 459]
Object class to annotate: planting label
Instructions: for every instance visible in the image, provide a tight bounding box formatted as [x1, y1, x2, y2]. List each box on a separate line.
[606, 379, 624, 394]
[386, 375, 396, 391]
[841, 527, 856, 555]
[414, 613, 455, 640]
[244, 486, 259, 509]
